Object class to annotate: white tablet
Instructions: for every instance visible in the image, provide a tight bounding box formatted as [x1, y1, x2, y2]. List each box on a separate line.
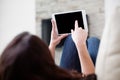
[52, 10, 88, 34]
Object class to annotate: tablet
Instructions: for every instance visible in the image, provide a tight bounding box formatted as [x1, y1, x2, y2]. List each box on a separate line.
[52, 10, 88, 34]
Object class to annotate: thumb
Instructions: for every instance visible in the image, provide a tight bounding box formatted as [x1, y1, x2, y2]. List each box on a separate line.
[58, 34, 68, 41]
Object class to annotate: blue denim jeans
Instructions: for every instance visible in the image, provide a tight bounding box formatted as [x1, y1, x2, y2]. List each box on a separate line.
[60, 35, 100, 72]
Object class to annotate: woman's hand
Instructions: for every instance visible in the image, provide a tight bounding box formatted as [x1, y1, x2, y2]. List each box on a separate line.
[71, 20, 95, 75]
[49, 19, 68, 59]
[71, 20, 88, 47]
[49, 19, 68, 48]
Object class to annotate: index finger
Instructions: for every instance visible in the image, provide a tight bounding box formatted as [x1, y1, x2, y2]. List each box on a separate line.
[51, 19, 58, 32]
[51, 19, 55, 30]
[74, 20, 79, 30]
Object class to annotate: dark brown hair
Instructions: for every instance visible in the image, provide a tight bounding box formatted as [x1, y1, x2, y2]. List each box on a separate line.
[0, 32, 82, 80]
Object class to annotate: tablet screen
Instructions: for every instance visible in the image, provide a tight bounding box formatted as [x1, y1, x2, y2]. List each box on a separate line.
[54, 11, 85, 34]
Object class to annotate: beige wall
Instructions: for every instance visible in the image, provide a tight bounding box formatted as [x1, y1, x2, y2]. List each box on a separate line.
[36, 0, 105, 39]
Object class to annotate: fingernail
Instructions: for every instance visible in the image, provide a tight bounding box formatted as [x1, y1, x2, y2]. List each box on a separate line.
[75, 20, 78, 22]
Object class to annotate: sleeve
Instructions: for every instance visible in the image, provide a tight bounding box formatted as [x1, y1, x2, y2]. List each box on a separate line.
[80, 74, 97, 80]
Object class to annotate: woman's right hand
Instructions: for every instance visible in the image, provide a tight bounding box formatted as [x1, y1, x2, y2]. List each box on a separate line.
[71, 20, 95, 75]
[71, 20, 88, 47]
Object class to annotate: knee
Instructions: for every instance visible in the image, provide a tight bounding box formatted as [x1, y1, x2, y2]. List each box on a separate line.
[65, 34, 72, 41]
[87, 37, 100, 43]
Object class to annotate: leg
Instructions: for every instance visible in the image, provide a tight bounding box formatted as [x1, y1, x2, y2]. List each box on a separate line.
[86, 37, 100, 65]
[60, 35, 81, 72]
[60, 35, 100, 72]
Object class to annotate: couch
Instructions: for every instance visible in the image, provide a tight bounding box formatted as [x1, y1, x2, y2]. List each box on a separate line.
[95, 0, 120, 80]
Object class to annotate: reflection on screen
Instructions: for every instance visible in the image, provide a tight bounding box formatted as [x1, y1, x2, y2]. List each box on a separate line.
[55, 11, 84, 34]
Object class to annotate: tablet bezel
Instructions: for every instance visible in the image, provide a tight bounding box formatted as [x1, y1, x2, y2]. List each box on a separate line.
[52, 10, 88, 34]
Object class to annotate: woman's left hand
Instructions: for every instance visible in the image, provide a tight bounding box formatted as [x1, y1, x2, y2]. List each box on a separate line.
[49, 19, 68, 59]
[49, 19, 68, 48]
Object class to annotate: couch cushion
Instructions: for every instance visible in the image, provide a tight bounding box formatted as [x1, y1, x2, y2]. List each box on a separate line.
[95, 5, 120, 80]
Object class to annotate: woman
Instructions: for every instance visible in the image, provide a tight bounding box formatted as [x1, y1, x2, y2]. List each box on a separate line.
[49, 20, 100, 74]
[0, 20, 98, 80]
